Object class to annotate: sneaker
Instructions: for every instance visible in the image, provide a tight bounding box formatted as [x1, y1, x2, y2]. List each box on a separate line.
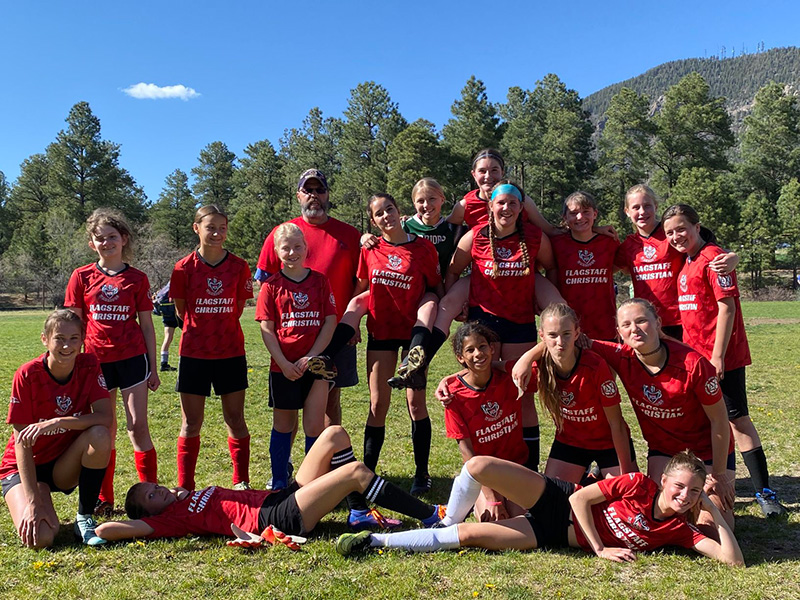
[421, 504, 447, 528]
[307, 355, 338, 380]
[74, 514, 107, 546]
[266, 460, 294, 491]
[755, 488, 788, 518]
[233, 481, 251, 491]
[160, 363, 176, 372]
[410, 475, 432, 497]
[348, 508, 402, 531]
[93, 500, 114, 517]
[335, 530, 372, 556]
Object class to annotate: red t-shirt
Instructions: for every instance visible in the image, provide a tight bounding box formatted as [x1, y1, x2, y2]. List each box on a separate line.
[677, 244, 751, 371]
[257, 217, 361, 321]
[551, 234, 619, 340]
[468, 222, 542, 324]
[615, 224, 683, 327]
[142, 486, 271, 538]
[532, 350, 626, 450]
[443, 366, 528, 465]
[64, 264, 153, 363]
[357, 236, 441, 340]
[255, 270, 337, 372]
[591, 339, 733, 460]
[1, 353, 109, 479]
[170, 251, 253, 360]
[573, 472, 706, 553]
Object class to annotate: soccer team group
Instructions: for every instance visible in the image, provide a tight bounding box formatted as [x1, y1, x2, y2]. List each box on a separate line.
[3, 149, 790, 566]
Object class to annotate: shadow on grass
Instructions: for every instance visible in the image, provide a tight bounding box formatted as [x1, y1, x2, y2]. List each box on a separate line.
[735, 514, 800, 565]
[735, 474, 800, 504]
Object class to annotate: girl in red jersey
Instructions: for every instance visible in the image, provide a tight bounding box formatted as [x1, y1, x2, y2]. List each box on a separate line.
[512, 303, 637, 482]
[65, 208, 159, 513]
[256, 223, 337, 491]
[663, 204, 786, 518]
[336, 450, 743, 567]
[440, 322, 529, 522]
[1, 310, 112, 547]
[170, 205, 254, 491]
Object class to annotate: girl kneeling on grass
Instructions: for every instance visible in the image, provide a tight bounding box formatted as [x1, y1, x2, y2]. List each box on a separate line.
[335, 450, 744, 567]
[1, 310, 112, 547]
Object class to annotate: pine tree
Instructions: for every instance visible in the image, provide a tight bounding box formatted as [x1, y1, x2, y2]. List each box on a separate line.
[150, 169, 197, 250]
[777, 178, 800, 289]
[280, 107, 343, 192]
[191, 141, 237, 211]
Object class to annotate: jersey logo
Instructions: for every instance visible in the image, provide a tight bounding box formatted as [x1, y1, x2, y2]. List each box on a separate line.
[245, 278, 254, 292]
[679, 274, 688, 293]
[560, 390, 576, 407]
[577, 250, 595, 267]
[329, 293, 337, 307]
[642, 245, 657, 262]
[496, 246, 513, 260]
[98, 374, 108, 390]
[55, 395, 73, 415]
[207, 277, 224, 296]
[387, 255, 403, 271]
[717, 274, 734, 289]
[629, 512, 651, 531]
[10, 396, 20, 404]
[705, 376, 720, 396]
[480, 401, 502, 421]
[642, 384, 663, 406]
[293, 292, 310, 309]
[100, 284, 119, 302]
[600, 380, 618, 398]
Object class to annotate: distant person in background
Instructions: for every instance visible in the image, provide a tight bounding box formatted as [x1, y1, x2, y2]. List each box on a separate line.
[152, 282, 182, 372]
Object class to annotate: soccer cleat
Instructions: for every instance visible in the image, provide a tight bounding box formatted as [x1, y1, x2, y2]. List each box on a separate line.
[160, 363, 176, 372]
[388, 368, 428, 391]
[93, 500, 115, 517]
[405, 345, 427, 374]
[410, 474, 432, 497]
[348, 508, 402, 531]
[307, 355, 338, 380]
[335, 530, 372, 556]
[755, 488, 788, 518]
[233, 481, 251, 491]
[74, 514, 107, 546]
[421, 504, 447, 528]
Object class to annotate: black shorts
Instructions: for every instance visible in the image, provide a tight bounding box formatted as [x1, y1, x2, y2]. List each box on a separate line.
[548, 438, 637, 470]
[662, 324, 683, 340]
[160, 304, 182, 329]
[647, 449, 736, 471]
[1, 461, 76, 497]
[332, 344, 358, 388]
[269, 371, 332, 410]
[525, 476, 576, 549]
[257, 481, 306, 536]
[176, 355, 248, 396]
[720, 367, 748, 420]
[101, 354, 150, 391]
[367, 335, 410, 353]
[467, 306, 537, 344]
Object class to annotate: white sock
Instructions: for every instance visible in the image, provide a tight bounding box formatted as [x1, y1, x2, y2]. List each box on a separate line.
[371, 524, 461, 553]
[440, 462, 482, 526]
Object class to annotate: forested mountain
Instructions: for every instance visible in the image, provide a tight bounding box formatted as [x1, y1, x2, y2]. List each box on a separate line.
[584, 46, 800, 128]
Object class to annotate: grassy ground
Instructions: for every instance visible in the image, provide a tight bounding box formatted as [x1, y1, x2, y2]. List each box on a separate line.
[0, 303, 798, 599]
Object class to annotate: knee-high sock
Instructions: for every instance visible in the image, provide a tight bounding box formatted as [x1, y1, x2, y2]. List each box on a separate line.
[523, 426, 540, 472]
[364, 474, 436, 521]
[330, 446, 369, 511]
[177, 435, 200, 490]
[425, 327, 449, 366]
[440, 462, 483, 527]
[411, 417, 431, 477]
[742, 446, 770, 492]
[270, 430, 292, 487]
[304, 435, 318, 455]
[363, 425, 385, 473]
[228, 435, 250, 485]
[371, 524, 461, 552]
[78, 466, 107, 515]
[409, 326, 430, 351]
[322, 323, 356, 358]
[98, 449, 116, 504]
[134, 448, 158, 483]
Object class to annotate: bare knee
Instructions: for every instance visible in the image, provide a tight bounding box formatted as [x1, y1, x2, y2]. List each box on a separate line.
[466, 456, 494, 481]
[320, 425, 349, 447]
[25, 523, 58, 549]
[85, 425, 112, 454]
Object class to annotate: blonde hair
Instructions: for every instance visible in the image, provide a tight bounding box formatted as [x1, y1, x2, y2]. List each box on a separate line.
[617, 297, 660, 324]
[273, 222, 305, 248]
[487, 180, 530, 278]
[43, 309, 84, 339]
[536, 303, 580, 432]
[86, 208, 134, 262]
[411, 178, 446, 204]
[561, 191, 598, 228]
[624, 184, 658, 209]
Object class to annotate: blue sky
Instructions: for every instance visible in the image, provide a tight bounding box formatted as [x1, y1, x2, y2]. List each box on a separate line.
[2, 1, 799, 201]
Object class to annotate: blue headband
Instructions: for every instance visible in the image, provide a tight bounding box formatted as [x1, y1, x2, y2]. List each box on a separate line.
[491, 184, 522, 202]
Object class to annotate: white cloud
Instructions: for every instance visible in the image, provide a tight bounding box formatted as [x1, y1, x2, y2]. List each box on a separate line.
[123, 82, 200, 101]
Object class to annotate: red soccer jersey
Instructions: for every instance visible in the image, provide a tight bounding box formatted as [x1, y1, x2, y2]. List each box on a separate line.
[170, 251, 253, 360]
[257, 217, 361, 321]
[1, 353, 109, 479]
[357, 236, 441, 341]
[443, 366, 528, 465]
[551, 234, 619, 340]
[531, 349, 626, 450]
[468, 222, 542, 324]
[255, 270, 337, 372]
[142, 486, 271, 538]
[615, 224, 683, 327]
[64, 264, 153, 363]
[677, 244, 751, 371]
[461, 189, 530, 229]
[573, 472, 706, 553]
[591, 339, 733, 460]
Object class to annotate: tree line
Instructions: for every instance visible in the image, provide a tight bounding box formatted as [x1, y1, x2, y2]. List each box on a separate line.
[1, 72, 799, 307]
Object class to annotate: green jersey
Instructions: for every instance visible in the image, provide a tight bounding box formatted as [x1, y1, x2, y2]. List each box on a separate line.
[403, 215, 459, 278]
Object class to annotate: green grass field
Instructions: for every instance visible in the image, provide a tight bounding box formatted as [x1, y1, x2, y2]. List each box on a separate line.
[0, 303, 798, 599]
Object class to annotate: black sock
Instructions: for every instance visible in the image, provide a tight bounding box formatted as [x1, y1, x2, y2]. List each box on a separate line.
[411, 417, 431, 478]
[409, 326, 430, 351]
[330, 446, 369, 511]
[425, 327, 448, 366]
[323, 323, 356, 357]
[78, 466, 107, 515]
[523, 426, 540, 472]
[364, 474, 435, 521]
[363, 425, 386, 473]
[742, 446, 770, 492]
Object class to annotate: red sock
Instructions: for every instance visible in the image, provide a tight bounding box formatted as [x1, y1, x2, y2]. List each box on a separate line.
[134, 447, 158, 483]
[177, 436, 200, 490]
[228, 435, 250, 485]
[98, 448, 116, 505]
